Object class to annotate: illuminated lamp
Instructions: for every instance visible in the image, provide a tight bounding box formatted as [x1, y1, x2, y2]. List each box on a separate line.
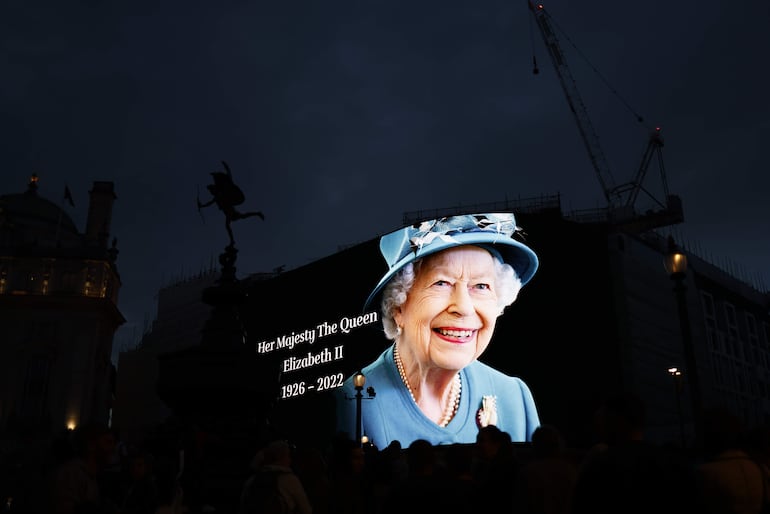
[663, 236, 702, 446]
[354, 371, 365, 447]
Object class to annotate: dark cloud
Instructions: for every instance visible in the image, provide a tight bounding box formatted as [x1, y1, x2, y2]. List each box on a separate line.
[1, 0, 767, 360]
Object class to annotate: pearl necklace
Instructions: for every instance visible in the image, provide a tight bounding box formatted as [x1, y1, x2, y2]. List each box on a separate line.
[393, 344, 461, 428]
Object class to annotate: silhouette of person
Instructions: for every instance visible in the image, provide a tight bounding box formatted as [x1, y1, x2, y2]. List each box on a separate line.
[382, 439, 451, 514]
[50, 423, 118, 514]
[197, 161, 264, 246]
[571, 391, 696, 514]
[472, 425, 520, 513]
[696, 406, 766, 514]
[239, 440, 312, 514]
[514, 424, 578, 514]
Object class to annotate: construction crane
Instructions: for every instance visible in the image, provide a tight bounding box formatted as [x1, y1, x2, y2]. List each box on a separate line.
[527, 1, 683, 232]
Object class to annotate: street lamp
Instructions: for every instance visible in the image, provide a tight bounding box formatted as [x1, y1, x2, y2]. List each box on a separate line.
[353, 371, 366, 447]
[664, 236, 703, 445]
[668, 367, 685, 447]
[345, 371, 376, 447]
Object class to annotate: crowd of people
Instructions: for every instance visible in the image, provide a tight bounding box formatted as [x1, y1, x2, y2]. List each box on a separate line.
[2, 391, 770, 514]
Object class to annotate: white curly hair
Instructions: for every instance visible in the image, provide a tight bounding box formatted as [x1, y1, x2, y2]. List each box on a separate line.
[379, 252, 522, 340]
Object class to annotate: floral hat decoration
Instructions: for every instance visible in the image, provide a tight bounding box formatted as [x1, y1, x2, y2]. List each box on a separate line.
[364, 212, 539, 312]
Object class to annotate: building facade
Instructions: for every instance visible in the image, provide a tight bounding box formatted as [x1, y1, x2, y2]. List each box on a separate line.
[112, 269, 217, 444]
[605, 228, 770, 444]
[122, 195, 769, 450]
[0, 175, 123, 435]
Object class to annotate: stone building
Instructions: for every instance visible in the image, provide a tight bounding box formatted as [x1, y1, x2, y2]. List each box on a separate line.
[0, 175, 123, 435]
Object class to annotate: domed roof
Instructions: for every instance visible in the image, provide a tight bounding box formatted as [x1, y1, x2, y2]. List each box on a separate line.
[0, 177, 79, 244]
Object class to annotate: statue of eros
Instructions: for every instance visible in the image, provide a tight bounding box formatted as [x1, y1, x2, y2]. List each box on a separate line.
[197, 160, 264, 247]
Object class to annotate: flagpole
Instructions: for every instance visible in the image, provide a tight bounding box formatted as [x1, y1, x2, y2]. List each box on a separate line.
[55, 195, 64, 247]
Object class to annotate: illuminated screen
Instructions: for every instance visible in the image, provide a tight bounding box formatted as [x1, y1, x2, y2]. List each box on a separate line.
[243, 212, 543, 449]
[243, 235, 387, 445]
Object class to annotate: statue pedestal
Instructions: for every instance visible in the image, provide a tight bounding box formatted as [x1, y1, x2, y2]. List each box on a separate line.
[156, 244, 276, 512]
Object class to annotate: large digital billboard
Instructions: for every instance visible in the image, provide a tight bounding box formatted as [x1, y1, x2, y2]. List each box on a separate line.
[243, 212, 545, 450]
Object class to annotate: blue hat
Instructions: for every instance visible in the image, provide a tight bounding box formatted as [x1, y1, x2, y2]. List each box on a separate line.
[364, 212, 539, 311]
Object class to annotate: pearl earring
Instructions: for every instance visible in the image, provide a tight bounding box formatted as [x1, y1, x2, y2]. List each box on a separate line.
[396, 325, 402, 336]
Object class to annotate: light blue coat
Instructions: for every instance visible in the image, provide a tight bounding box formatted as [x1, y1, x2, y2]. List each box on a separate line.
[334, 345, 540, 448]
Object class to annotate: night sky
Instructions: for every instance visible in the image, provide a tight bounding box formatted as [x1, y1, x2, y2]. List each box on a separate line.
[2, 0, 768, 363]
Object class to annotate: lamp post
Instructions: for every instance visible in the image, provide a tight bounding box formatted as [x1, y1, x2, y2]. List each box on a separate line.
[353, 371, 366, 447]
[346, 372, 376, 447]
[668, 367, 686, 448]
[664, 236, 703, 445]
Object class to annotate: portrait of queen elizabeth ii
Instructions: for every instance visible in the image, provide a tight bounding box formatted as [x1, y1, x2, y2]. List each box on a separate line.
[334, 212, 541, 448]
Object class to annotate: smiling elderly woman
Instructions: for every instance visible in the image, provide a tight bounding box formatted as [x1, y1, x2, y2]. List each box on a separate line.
[335, 213, 541, 447]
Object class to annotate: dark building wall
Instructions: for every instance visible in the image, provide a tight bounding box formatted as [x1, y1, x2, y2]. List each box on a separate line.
[690, 258, 770, 427]
[153, 207, 769, 451]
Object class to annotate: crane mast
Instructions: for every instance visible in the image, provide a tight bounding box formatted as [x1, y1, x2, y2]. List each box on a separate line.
[527, 1, 683, 231]
[528, 1, 618, 206]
